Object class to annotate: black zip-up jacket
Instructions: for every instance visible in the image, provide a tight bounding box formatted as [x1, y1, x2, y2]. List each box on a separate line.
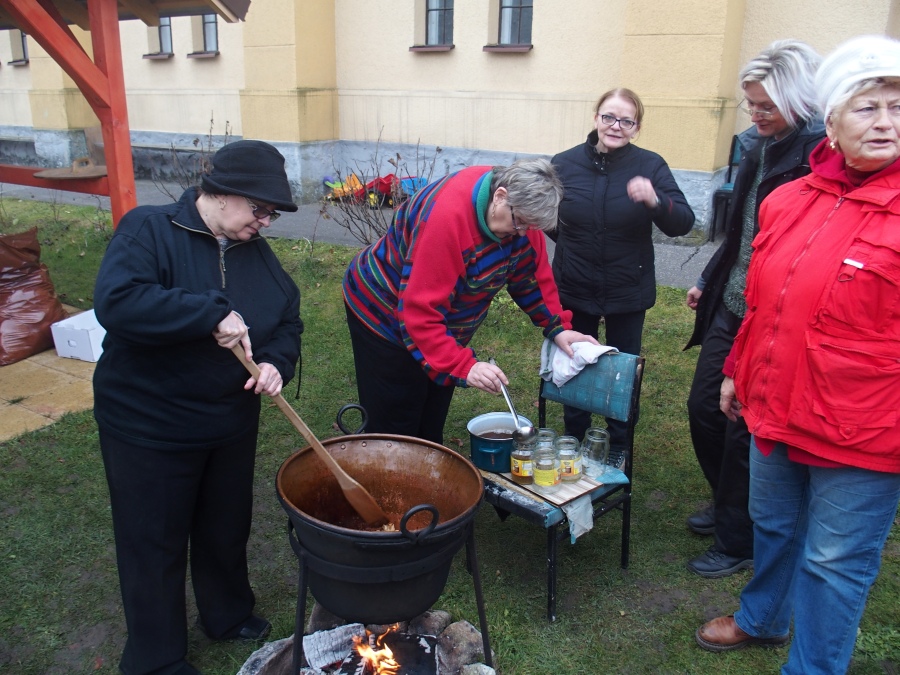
[684, 119, 826, 349]
[550, 131, 695, 316]
[93, 188, 302, 450]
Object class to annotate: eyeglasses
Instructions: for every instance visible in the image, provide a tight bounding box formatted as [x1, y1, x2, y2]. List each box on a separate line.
[598, 113, 637, 131]
[245, 197, 280, 222]
[510, 206, 537, 232]
[739, 100, 778, 119]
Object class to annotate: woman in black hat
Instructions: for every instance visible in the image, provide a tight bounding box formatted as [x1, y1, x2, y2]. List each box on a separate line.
[93, 140, 303, 674]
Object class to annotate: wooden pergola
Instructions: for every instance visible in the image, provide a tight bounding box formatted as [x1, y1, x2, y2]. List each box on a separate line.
[0, 0, 250, 224]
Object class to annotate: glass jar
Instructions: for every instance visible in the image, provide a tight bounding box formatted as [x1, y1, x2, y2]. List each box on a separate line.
[555, 435, 582, 482]
[535, 428, 557, 449]
[532, 443, 561, 493]
[581, 427, 610, 479]
[510, 435, 536, 485]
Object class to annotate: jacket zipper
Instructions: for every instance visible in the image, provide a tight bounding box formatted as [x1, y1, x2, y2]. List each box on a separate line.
[752, 196, 845, 420]
[171, 219, 251, 290]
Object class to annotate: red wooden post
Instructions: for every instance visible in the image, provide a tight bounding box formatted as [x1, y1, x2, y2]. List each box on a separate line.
[87, 0, 137, 224]
[0, 0, 137, 225]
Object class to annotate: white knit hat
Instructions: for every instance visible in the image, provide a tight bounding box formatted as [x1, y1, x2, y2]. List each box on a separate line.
[816, 35, 900, 119]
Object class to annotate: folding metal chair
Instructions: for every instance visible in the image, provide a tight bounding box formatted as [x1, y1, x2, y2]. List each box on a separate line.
[480, 352, 645, 621]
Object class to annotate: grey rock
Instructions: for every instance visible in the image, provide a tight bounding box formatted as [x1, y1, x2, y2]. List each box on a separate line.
[436, 621, 493, 675]
[460, 664, 496, 675]
[410, 610, 452, 636]
[236, 636, 294, 675]
[306, 602, 346, 633]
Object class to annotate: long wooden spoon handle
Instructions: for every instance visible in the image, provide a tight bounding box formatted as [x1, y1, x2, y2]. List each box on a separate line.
[230, 345, 390, 527]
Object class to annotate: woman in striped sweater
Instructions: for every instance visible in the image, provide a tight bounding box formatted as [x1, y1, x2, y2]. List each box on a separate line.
[343, 158, 597, 444]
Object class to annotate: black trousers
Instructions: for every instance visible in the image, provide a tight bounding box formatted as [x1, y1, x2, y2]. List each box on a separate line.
[99, 427, 259, 675]
[346, 305, 456, 445]
[562, 309, 645, 450]
[686, 303, 753, 558]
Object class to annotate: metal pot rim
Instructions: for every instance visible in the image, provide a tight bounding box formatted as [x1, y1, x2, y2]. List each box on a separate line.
[276, 433, 483, 539]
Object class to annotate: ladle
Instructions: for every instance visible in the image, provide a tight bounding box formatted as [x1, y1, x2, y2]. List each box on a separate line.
[232, 345, 390, 528]
[489, 358, 536, 443]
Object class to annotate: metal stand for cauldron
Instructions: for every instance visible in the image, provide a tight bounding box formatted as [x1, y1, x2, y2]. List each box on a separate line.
[288, 522, 492, 674]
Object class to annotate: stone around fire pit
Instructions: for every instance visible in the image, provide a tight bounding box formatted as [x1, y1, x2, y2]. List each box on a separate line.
[238, 608, 496, 675]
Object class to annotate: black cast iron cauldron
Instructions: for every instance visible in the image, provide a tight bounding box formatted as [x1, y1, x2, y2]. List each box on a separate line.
[276, 425, 484, 625]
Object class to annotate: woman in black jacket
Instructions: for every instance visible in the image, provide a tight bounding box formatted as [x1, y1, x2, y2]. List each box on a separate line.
[551, 87, 694, 454]
[683, 40, 824, 579]
[93, 140, 303, 675]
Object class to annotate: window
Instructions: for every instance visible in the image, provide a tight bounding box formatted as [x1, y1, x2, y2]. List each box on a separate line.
[144, 17, 173, 59]
[188, 13, 218, 58]
[426, 0, 453, 46]
[8, 29, 28, 66]
[499, 0, 532, 45]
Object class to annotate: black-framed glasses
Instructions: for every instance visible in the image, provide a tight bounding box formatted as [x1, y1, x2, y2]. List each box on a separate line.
[739, 100, 778, 119]
[245, 197, 281, 221]
[599, 113, 637, 130]
[510, 206, 538, 232]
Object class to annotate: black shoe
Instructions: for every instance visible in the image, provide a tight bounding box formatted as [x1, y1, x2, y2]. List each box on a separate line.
[687, 547, 753, 579]
[213, 615, 271, 642]
[686, 505, 715, 535]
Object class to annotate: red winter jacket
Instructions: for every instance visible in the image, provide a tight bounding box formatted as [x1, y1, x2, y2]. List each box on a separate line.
[731, 140, 900, 473]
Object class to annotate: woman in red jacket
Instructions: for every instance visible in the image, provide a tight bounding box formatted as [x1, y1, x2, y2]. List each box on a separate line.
[694, 36, 900, 675]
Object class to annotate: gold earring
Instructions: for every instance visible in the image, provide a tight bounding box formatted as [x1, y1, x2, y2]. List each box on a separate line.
[829, 140, 836, 151]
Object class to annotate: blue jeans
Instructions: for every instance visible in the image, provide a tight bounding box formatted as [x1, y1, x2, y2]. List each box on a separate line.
[734, 440, 900, 675]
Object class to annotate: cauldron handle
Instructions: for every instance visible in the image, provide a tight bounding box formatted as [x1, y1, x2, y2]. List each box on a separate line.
[336, 403, 368, 434]
[400, 504, 439, 543]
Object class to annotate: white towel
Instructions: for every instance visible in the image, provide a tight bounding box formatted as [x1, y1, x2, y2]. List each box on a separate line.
[539, 338, 618, 387]
[561, 495, 593, 543]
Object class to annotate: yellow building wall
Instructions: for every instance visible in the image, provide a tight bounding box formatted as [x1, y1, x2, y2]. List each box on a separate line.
[240, 0, 338, 142]
[118, 17, 243, 138]
[0, 33, 36, 127]
[1, 0, 897, 180]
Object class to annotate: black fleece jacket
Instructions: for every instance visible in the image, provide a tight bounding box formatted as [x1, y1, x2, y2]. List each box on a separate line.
[93, 188, 302, 450]
[550, 131, 695, 316]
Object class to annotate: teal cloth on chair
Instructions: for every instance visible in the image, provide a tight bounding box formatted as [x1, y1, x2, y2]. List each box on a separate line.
[540, 352, 641, 422]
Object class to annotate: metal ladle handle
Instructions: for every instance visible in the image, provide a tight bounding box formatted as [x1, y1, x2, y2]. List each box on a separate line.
[489, 358, 520, 427]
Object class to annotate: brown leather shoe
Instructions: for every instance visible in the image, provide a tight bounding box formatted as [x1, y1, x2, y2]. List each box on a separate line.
[695, 615, 790, 653]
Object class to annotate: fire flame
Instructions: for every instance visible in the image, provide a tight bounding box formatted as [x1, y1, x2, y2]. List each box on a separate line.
[353, 625, 400, 675]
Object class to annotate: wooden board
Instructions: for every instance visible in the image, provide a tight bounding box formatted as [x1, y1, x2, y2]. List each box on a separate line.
[483, 470, 614, 508]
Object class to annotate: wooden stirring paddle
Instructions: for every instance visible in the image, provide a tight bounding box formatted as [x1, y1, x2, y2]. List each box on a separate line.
[231, 345, 390, 528]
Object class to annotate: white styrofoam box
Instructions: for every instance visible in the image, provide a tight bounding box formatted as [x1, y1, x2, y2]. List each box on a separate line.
[51, 309, 106, 362]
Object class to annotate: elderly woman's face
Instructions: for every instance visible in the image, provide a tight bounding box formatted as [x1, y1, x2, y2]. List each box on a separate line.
[217, 195, 277, 240]
[828, 83, 900, 173]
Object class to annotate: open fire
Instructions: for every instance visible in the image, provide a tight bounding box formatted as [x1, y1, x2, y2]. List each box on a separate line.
[353, 626, 400, 674]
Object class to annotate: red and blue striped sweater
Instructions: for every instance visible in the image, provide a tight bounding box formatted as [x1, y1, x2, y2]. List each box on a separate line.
[343, 166, 571, 386]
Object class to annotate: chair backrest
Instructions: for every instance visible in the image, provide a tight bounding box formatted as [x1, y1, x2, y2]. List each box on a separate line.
[725, 134, 741, 183]
[540, 352, 644, 422]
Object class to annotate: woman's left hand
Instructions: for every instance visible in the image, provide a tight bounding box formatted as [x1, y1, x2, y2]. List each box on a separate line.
[245, 361, 283, 397]
[626, 176, 659, 209]
[553, 330, 600, 358]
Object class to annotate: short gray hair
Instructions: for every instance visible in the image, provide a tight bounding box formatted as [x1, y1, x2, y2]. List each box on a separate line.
[491, 158, 563, 232]
[740, 39, 821, 127]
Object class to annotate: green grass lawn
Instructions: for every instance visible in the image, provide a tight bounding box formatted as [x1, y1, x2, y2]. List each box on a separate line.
[1, 202, 898, 674]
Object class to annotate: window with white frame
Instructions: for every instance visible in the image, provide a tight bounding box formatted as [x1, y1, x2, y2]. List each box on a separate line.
[499, 0, 532, 45]
[426, 0, 453, 46]
[188, 13, 219, 57]
[8, 29, 28, 65]
[144, 17, 173, 59]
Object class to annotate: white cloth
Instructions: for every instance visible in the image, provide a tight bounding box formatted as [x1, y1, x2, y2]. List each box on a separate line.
[539, 338, 618, 387]
[561, 495, 593, 543]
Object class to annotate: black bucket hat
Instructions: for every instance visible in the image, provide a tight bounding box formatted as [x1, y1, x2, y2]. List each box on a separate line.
[201, 140, 298, 212]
